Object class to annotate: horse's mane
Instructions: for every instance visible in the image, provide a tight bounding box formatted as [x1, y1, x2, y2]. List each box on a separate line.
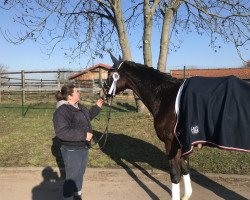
[123, 61, 181, 91]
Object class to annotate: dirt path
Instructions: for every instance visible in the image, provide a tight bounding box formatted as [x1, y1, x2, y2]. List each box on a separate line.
[0, 167, 249, 200]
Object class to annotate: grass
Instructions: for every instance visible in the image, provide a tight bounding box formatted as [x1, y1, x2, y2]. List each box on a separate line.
[0, 100, 249, 175]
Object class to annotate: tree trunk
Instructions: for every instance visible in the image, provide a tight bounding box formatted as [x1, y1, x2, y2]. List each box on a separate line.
[139, 0, 160, 113]
[112, 1, 147, 112]
[143, 0, 159, 67]
[157, 8, 174, 72]
[140, 0, 153, 113]
[143, 0, 153, 67]
[112, 1, 131, 60]
[157, 0, 182, 72]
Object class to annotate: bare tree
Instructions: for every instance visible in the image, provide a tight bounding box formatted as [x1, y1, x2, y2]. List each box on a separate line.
[122, 0, 249, 73]
[158, 0, 249, 72]
[130, 0, 249, 72]
[0, 64, 8, 83]
[0, 1, 131, 63]
[142, 0, 160, 67]
[0, 64, 7, 73]
[1, 0, 249, 69]
[1, 0, 249, 111]
[243, 60, 250, 68]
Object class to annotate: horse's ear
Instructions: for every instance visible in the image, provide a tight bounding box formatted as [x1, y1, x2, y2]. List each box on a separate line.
[109, 52, 119, 67]
[119, 55, 122, 61]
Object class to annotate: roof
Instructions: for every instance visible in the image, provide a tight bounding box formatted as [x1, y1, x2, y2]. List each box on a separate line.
[68, 63, 112, 79]
[170, 68, 250, 80]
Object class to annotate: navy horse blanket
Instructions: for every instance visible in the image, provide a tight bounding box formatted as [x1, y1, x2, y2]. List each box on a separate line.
[175, 75, 250, 156]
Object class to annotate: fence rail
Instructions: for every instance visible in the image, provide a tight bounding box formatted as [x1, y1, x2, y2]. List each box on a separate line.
[0, 69, 134, 104]
[0, 69, 81, 103]
[0, 87, 99, 92]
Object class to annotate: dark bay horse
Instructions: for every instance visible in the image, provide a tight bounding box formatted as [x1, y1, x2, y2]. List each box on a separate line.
[103, 58, 250, 200]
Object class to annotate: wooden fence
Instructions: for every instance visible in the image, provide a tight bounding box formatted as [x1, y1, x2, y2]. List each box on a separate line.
[0, 70, 103, 103]
[0, 70, 135, 119]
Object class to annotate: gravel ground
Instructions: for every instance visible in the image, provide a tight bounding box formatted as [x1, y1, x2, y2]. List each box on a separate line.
[0, 167, 249, 200]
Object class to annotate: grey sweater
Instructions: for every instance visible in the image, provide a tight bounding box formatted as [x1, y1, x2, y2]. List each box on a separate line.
[53, 102, 101, 147]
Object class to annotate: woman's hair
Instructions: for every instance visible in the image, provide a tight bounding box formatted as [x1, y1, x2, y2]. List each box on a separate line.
[55, 83, 75, 101]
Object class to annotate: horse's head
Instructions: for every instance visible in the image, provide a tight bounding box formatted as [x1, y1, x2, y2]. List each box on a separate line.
[103, 53, 127, 98]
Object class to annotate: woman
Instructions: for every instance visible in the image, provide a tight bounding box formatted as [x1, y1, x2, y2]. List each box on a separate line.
[53, 84, 103, 200]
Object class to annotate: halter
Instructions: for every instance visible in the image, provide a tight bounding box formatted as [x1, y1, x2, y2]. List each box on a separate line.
[108, 61, 124, 96]
[117, 61, 124, 70]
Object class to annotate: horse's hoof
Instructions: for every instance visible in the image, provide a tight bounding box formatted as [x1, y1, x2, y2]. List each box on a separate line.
[181, 195, 191, 200]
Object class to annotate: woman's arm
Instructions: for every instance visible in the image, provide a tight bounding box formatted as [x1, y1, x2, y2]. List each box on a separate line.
[88, 99, 104, 120]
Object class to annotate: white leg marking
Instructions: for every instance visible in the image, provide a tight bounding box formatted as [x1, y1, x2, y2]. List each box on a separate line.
[172, 183, 180, 200]
[182, 174, 192, 200]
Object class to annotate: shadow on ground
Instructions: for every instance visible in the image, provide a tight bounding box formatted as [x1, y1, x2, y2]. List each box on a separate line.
[94, 130, 169, 200]
[31, 137, 65, 199]
[94, 130, 248, 200]
[32, 166, 62, 200]
[32, 131, 247, 200]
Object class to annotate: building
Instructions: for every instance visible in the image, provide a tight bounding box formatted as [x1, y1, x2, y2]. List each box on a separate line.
[68, 63, 112, 93]
[170, 68, 250, 82]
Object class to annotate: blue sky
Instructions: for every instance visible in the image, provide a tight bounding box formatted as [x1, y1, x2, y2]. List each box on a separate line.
[0, 4, 249, 74]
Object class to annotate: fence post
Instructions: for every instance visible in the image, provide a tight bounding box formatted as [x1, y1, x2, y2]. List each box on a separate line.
[183, 65, 186, 80]
[57, 70, 61, 90]
[21, 70, 25, 103]
[21, 70, 25, 116]
[40, 78, 43, 99]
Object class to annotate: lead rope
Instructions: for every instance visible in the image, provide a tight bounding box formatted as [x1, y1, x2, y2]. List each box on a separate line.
[91, 97, 113, 149]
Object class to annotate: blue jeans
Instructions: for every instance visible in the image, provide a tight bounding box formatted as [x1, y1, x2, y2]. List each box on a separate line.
[61, 146, 89, 200]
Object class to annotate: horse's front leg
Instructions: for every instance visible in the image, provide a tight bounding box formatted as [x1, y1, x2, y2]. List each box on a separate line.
[167, 138, 182, 200]
[167, 138, 192, 200]
[180, 157, 192, 200]
[169, 156, 181, 200]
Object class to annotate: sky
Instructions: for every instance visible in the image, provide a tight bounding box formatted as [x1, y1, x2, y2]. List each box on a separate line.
[0, 3, 249, 76]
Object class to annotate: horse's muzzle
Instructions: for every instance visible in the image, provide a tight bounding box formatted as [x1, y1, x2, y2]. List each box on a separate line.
[102, 83, 112, 100]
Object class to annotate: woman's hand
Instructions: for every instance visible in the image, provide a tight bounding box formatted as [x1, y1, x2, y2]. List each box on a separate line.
[96, 99, 104, 108]
[86, 132, 93, 141]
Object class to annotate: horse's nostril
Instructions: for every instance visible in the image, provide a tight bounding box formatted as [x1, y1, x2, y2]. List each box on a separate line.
[103, 82, 108, 89]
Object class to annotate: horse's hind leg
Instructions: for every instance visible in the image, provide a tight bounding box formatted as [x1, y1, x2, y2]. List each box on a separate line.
[180, 156, 192, 200]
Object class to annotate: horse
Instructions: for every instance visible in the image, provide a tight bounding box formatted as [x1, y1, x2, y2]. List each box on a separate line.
[103, 57, 250, 200]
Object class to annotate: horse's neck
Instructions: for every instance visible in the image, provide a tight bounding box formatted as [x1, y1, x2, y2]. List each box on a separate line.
[124, 68, 179, 116]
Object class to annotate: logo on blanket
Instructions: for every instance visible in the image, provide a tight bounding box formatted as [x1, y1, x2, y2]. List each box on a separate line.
[191, 125, 199, 135]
